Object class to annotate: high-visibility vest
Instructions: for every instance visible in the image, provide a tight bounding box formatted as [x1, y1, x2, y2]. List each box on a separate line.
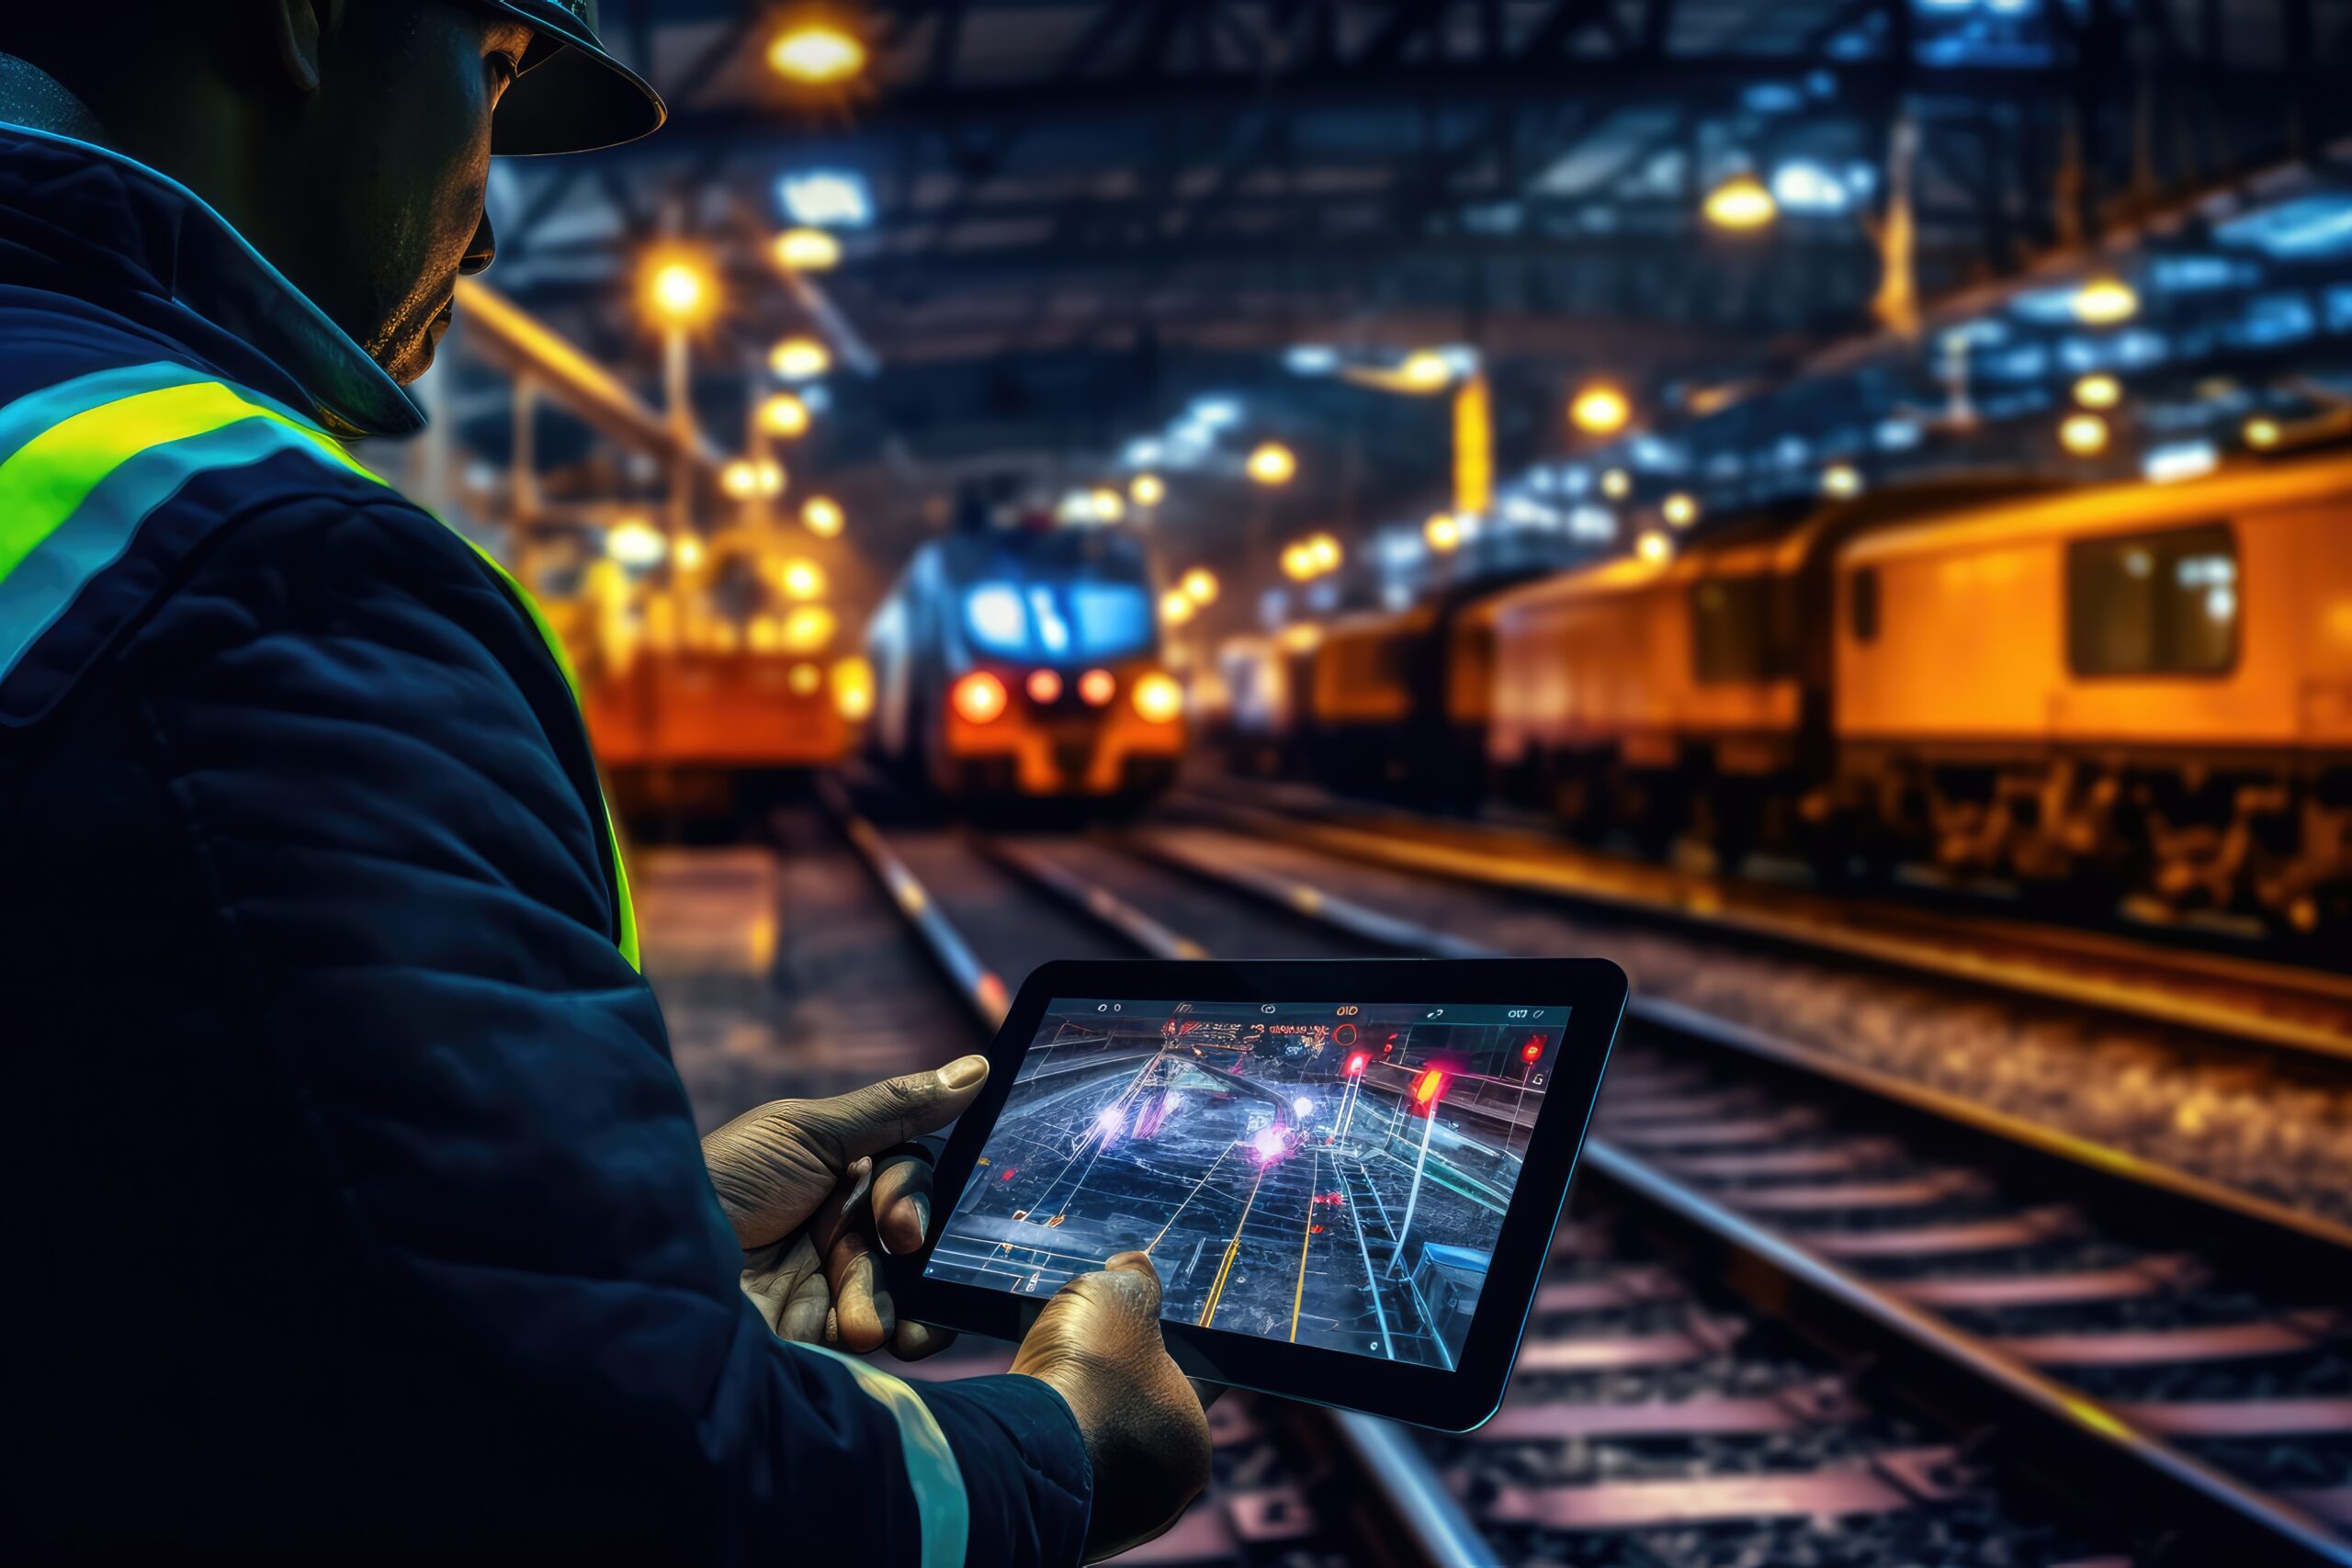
[0, 362, 639, 971]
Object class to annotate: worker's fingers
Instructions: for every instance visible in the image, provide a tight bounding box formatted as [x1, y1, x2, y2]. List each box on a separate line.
[799, 1057, 989, 1166]
[777, 1265, 831, 1345]
[741, 1232, 829, 1343]
[890, 1319, 957, 1361]
[1099, 1250, 1164, 1317]
[825, 1227, 891, 1353]
[871, 1150, 933, 1257]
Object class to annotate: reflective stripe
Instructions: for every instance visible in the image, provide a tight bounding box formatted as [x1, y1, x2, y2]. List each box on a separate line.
[0, 367, 639, 970]
[797, 1343, 971, 1568]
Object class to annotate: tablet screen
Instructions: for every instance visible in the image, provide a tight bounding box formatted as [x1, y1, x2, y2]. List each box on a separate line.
[925, 997, 1567, 1369]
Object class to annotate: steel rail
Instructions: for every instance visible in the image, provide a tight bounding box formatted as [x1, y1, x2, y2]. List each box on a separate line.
[1175, 788, 2352, 1066]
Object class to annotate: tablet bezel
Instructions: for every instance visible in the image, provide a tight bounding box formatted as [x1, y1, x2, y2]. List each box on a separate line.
[885, 956, 1627, 1431]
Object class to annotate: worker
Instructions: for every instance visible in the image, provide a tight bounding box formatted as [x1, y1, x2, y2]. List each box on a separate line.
[0, 3, 1209, 1561]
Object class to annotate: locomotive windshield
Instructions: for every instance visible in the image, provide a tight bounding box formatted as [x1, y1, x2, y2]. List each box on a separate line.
[947, 531, 1158, 663]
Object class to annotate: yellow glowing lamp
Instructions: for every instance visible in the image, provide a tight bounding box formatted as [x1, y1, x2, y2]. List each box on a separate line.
[1703, 174, 1777, 231]
[1181, 567, 1218, 605]
[831, 656, 876, 721]
[760, 392, 811, 438]
[2073, 374, 2122, 411]
[721, 459, 758, 500]
[782, 604, 837, 653]
[801, 495, 845, 536]
[644, 255, 715, 329]
[1280, 543, 1317, 581]
[1159, 589, 1194, 626]
[1570, 384, 1632, 436]
[2244, 416, 2282, 449]
[2060, 412, 2110, 456]
[1090, 487, 1126, 523]
[769, 336, 831, 381]
[1131, 671, 1185, 725]
[1820, 464, 1863, 500]
[1635, 530, 1672, 564]
[779, 558, 826, 600]
[1306, 532, 1341, 573]
[774, 227, 842, 273]
[2073, 278, 2139, 325]
[1129, 473, 1166, 508]
[1424, 512, 1461, 552]
[768, 22, 865, 85]
[1399, 351, 1452, 390]
[1662, 492, 1699, 528]
[674, 536, 707, 572]
[606, 517, 667, 567]
[1600, 467, 1632, 500]
[1248, 442, 1297, 486]
[787, 661, 823, 696]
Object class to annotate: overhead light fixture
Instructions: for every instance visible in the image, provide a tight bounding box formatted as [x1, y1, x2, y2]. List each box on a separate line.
[643, 254, 715, 330]
[2073, 373, 2122, 410]
[773, 227, 843, 272]
[1570, 384, 1633, 436]
[1181, 568, 1218, 605]
[801, 495, 844, 536]
[1090, 487, 1126, 523]
[1703, 173, 1778, 231]
[759, 392, 811, 438]
[769, 335, 831, 381]
[1424, 512, 1461, 552]
[1280, 543, 1317, 581]
[1306, 532, 1341, 572]
[1160, 590, 1194, 626]
[1600, 467, 1633, 500]
[778, 558, 826, 600]
[2072, 277, 2139, 325]
[1635, 530, 1672, 564]
[1399, 350, 1452, 390]
[1820, 463, 1864, 499]
[767, 21, 866, 85]
[1662, 492, 1700, 527]
[605, 517, 667, 568]
[2060, 412, 2110, 456]
[722, 458, 785, 500]
[1129, 473, 1166, 508]
[1248, 442, 1297, 486]
[779, 170, 873, 228]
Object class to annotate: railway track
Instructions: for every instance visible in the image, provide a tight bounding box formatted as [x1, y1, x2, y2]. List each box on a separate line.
[1178, 778, 2352, 1067]
[818, 782, 2352, 1567]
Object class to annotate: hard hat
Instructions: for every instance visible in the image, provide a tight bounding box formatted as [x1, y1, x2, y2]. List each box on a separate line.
[479, 0, 666, 155]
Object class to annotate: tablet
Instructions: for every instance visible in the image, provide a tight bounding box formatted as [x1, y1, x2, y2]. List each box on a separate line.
[886, 957, 1626, 1431]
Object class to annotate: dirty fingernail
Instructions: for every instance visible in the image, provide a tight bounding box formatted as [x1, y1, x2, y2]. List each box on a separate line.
[940, 1055, 989, 1090]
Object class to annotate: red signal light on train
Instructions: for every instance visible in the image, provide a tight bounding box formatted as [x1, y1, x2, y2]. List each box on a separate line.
[1025, 668, 1063, 705]
[1521, 1040, 1543, 1063]
[1078, 668, 1116, 706]
[1343, 1051, 1369, 1076]
[951, 671, 1009, 725]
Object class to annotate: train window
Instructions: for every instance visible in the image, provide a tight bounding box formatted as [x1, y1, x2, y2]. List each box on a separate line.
[1849, 568, 1880, 644]
[2067, 523, 2238, 678]
[1690, 577, 1794, 683]
[1069, 583, 1152, 658]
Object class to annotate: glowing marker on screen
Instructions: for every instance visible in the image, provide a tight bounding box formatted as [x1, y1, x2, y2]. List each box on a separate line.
[1386, 1070, 1446, 1278]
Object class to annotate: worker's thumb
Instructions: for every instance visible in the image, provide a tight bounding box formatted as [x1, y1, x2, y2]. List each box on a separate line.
[804, 1055, 990, 1161]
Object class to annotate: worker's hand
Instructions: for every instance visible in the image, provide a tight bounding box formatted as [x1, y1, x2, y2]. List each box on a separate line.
[704, 1055, 990, 1359]
[1012, 1252, 1214, 1563]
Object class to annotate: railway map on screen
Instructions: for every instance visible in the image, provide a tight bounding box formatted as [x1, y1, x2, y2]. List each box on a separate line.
[926, 998, 1566, 1368]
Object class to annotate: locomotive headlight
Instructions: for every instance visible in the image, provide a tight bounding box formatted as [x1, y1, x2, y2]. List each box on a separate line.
[1026, 669, 1064, 705]
[951, 671, 1009, 725]
[1131, 671, 1184, 725]
[1078, 668, 1116, 707]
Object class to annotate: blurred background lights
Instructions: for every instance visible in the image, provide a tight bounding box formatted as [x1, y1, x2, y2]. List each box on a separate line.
[759, 392, 811, 438]
[772, 227, 842, 272]
[1283, 344, 1340, 376]
[1662, 492, 1700, 527]
[1423, 512, 1461, 552]
[2073, 373, 2122, 410]
[2244, 416, 2283, 449]
[1821, 462, 1864, 498]
[769, 335, 831, 381]
[2061, 412, 2112, 456]
[1600, 467, 1633, 499]
[767, 20, 866, 85]
[721, 458, 784, 500]
[779, 558, 826, 600]
[643, 256, 713, 328]
[1570, 384, 1633, 435]
[1128, 473, 1165, 507]
[779, 170, 873, 228]
[1636, 529, 1673, 563]
[800, 496, 844, 537]
[1770, 160, 1853, 214]
[1248, 442, 1297, 486]
[1089, 487, 1125, 523]
[605, 517, 666, 568]
[1181, 568, 1218, 605]
[1703, 173, 1778, 230]
[1399, 350, 1453, 389]
[2073, 277, 2140, 324]
[1159, 589, 1194, 626]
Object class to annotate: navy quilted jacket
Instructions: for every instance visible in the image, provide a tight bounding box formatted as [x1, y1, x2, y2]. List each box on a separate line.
[0, 109, 1088, 1563]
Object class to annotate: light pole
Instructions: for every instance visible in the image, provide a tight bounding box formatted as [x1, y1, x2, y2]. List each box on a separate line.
[1387, 1069, 1447, 1277]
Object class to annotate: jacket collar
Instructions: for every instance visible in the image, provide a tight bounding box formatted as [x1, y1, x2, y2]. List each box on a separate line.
[0, 58, 424, 438]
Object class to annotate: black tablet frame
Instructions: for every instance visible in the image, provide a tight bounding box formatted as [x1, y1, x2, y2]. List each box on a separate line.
[884, 956, 1627, 1432]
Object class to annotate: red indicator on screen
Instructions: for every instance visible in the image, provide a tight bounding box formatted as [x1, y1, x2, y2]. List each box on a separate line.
[1000, 1168, 1018, 1180]
[1343, 1051, 1370, 1077]
[1412, 1069, 1447, 1111]
[1521, 1039, 1544, 1063]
